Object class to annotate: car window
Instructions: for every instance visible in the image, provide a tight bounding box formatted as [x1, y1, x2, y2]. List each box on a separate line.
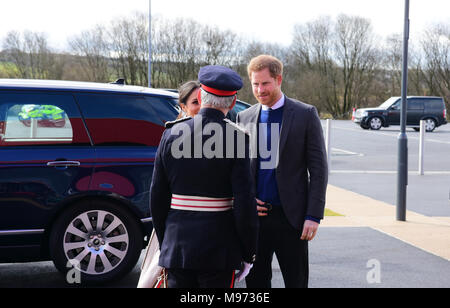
[75, 93, 166, 147]
[0, 103, 6, 142]
[144, 96, 179, 123]
[227, 109, 238, 122]
[408, 99, 425, 110]
[426, 98, 444, 110]
[390, 100, 401, 110]
[379, 97, 400, 109]
[0, 92, 90, 147]
[233, 101, 250, 114]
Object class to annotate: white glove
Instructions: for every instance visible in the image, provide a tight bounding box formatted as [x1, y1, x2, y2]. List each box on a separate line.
[235, 262, 253, 283]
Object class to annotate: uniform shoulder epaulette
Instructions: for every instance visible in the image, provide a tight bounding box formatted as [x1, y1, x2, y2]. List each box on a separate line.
[165, 117, 192, 129]
[223, 118, 249, 135]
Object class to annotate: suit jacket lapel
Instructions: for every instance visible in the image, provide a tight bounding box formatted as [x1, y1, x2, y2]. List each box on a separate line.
[279, 97, 294, 155]
[250, 103, 262, 128]
[249, 104, 261, 180]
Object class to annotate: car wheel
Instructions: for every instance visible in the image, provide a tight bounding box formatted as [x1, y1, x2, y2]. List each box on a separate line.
[49, 200, 143, 285]
[424, 118, 437, 132]
[369, 117, 383, 130]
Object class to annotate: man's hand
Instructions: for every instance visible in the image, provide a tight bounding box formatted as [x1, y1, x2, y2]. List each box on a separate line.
[301, 220, 319, 241]
[256, 198, 269, 217]
[235, 262, 254, 283]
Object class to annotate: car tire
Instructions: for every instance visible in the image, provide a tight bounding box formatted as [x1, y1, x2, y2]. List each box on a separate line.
[369, 117, 383, 130]
[360, 123, 370, 130]
[423, 118, 437, 132]
[49, 200, 143, 285]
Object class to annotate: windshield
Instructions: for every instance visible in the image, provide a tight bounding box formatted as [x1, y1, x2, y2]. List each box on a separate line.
[379, 97, 400, 109]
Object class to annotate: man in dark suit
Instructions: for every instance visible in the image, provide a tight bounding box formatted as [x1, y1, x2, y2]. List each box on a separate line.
[150, 65, 258, 288]
[236, 55, 328, 288]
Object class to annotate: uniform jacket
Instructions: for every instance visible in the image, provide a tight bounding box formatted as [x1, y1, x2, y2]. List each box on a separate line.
[236, 96, 328, 231]
[150, 108, 259, 271]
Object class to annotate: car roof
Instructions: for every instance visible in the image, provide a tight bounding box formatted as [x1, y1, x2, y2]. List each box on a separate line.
[390, 96, 443, 99]
[236, 99, 251, 106]
[0, 79, 178, 98]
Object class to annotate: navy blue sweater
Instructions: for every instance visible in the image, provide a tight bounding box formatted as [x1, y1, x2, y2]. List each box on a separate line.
[257, 107, 283, 207]
[257, 106, 321, 224]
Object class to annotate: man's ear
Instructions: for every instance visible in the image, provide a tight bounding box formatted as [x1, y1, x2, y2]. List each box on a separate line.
[197, 89, 202, 104]
[230, 96, 237, 111]
[277, 74, 283, 87]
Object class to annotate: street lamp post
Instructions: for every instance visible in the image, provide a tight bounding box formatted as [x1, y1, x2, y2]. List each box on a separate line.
[397, 0, 410, 222]
[148, 0, 152, 88]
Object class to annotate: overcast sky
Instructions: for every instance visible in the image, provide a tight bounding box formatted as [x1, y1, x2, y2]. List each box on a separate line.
[0, 0, 449, 50]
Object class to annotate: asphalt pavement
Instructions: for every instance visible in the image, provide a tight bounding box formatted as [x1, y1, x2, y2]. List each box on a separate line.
[1, 120, 449, 288]
[325, 120, 450, 217]
[309, 227, 450, 288]
[313, 120, 450, 288]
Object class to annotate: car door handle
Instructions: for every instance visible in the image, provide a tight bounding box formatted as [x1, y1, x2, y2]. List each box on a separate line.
[47, 161, 81, 168]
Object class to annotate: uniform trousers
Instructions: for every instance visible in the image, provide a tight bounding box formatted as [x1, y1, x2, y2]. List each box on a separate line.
[245, 206, 309, 288]
[168, 269, 236, 288]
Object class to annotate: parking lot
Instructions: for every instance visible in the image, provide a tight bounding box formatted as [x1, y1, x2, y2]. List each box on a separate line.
[328, 120, 450, 173]
[326, 120, 450, 217]
[1, 120, 449, 288]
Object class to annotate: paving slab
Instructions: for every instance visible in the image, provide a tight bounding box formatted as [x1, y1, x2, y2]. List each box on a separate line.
[325, 185, 450, 261]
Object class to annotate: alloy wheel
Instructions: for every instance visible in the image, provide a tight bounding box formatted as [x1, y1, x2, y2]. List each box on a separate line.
[424, 119, 436, 132]
[63, 210, 129, 276]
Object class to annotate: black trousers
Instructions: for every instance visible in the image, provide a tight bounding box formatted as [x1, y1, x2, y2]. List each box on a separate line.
[245, 206, 309, 288]
[168, 268, 236, 288]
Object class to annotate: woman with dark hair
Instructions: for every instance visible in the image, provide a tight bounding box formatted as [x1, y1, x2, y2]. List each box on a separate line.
[177, 81, 201, 119]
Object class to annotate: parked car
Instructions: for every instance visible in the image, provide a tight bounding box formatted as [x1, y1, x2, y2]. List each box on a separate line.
[353, 96, 447, 132]
[0, 79, 180, 284]
[227, 100, 252, 122]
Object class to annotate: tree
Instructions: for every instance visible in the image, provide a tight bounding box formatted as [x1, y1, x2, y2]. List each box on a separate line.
[201, 26, 239, 66]
[109, 12, 149, 86]
[68, 25, 110, 82]
[421, 23, 450, 106]
[290, 16, 339, 115]
[2, 30, 57, 79]
[1, 12, 447, 118]
[290, 15, 379, 118]
[334, 14, 379, 117]
[383, 34, 403, 96]
[151, 17, 201, 88]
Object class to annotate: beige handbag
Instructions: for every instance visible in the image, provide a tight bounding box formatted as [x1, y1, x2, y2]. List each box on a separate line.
[137, 230, 167, 288]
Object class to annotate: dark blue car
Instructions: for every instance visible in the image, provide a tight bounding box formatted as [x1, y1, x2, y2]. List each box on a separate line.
[0, 79, 180, 284]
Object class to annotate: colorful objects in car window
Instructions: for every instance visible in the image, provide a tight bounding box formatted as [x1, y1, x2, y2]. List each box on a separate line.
[18, 105, 66, 128]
